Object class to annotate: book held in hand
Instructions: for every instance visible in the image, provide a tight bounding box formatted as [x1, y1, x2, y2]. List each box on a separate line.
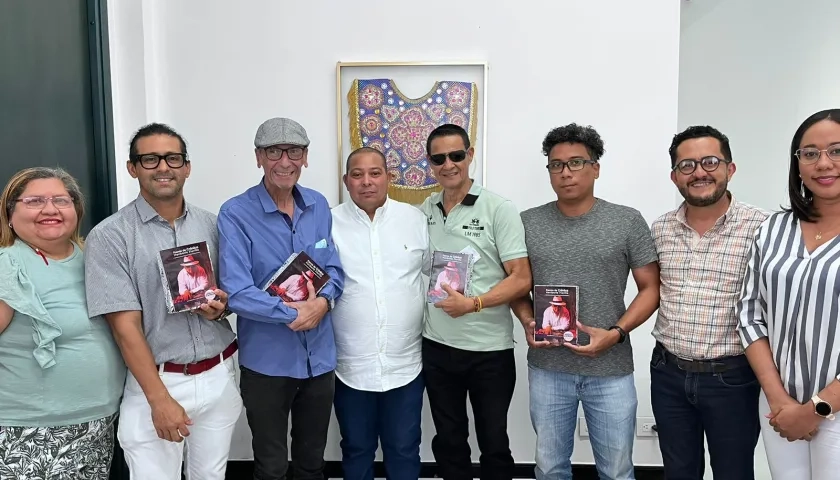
[533, 285, 579, 345]
[158, 241, 217, 314]
[427, 251, 474, 303]
[262, 251, 330, 302]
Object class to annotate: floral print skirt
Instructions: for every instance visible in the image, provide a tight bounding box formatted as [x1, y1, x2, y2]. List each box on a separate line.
[0, 413, 116, 480]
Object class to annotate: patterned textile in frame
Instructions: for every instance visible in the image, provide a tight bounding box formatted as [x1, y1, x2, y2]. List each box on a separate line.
[348, 78, 479, 204]
[0, 413, 116, 480]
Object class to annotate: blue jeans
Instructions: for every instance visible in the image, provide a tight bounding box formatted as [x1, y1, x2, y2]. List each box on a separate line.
[333, 374, 424, 480]
[528, 365, 637, 480]
[650, 343, 760, 480]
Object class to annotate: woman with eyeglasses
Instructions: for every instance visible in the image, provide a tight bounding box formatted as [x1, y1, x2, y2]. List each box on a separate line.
[738, 108, 840, 479]
[0, 167, 126, 479]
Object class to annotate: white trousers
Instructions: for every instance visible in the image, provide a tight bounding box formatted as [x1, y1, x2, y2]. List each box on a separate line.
[760, 392, 840, 480]
[117, 356, 243, 480]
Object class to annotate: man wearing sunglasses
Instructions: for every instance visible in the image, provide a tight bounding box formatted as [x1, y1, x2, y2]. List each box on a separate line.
[84, 123, 241, 479]
[420, 123, 532, 480]
[512, 123, 661, 480]
[650, 126, 767, 480]
[218, 117, 344, 480]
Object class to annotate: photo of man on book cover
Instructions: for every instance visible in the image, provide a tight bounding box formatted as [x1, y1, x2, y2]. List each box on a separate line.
[158, 241, 217, 313]
[534, 285, 578, 345]
[263, 251, 330, 302]
[427, 251, 471, 303]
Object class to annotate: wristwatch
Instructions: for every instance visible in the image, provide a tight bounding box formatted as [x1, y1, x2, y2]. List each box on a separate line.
[216, 308, 233, 321]
[608, 325, 627, 344]
[317, 293, 334, 312]
[811, 395, 835, 420]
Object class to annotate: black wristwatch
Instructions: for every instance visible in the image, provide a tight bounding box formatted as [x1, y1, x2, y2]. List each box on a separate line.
[317, 293, 334, 312]
[608, 325, 627, 343]
[216, 307, 233, 321]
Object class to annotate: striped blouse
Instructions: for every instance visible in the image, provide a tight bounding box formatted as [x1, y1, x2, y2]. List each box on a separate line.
[738, 211, 840, 403]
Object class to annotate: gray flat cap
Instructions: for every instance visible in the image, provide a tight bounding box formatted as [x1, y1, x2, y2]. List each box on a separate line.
[254, 117, 310, 148]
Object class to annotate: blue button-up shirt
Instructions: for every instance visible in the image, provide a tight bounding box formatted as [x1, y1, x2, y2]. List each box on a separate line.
[218, 180, 344, 378]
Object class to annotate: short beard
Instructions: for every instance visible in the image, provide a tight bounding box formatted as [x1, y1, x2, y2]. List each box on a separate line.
[679, 179, 728, 207]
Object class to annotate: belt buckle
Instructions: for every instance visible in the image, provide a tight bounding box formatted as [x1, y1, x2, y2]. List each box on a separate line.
[183, 363, 194, 376]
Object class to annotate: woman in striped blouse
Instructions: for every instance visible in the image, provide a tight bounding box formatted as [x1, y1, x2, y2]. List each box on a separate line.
[738, 108, 840, 479]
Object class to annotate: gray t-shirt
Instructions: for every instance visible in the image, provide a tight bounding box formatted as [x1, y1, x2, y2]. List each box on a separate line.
[521, 199, 658, 377]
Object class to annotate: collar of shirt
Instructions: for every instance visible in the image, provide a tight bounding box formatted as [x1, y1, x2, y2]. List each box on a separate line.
[256, 180, 314, 214]
[432, 180, 482, 217]
[675, 191, 737, 230]
[348, 196, 392, 225]
[134, 193, 190, 223]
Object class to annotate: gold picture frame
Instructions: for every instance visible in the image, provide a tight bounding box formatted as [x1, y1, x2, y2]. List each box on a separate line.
[335, 61, 489, 204]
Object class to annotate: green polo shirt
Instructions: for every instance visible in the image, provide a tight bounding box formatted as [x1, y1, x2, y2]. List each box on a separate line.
[420, 181, 528, 351]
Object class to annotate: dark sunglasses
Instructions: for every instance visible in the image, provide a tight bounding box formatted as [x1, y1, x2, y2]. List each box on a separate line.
[429, 150, 468, 166]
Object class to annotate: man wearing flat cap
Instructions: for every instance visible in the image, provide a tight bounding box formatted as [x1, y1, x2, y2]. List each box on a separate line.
[218, 117, 345, 480]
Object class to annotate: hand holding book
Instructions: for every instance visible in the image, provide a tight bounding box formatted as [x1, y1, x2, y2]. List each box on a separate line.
[523, 317, 553, 348]
[432, 284, 475, 318]
[195, 288, 229, 321]
[283, 280, 327, 332]
[563, 321, 621, 357]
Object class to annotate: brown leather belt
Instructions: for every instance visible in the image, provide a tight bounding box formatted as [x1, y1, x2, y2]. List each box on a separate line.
[159, 340, 238, 375]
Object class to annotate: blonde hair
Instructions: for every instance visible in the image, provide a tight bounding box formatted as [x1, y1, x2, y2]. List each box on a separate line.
[0, 167, 86, 248]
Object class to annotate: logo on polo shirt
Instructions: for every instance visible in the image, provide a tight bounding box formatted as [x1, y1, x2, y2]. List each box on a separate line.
[427, 215, 437, 226]
[462, 218, 484, 238]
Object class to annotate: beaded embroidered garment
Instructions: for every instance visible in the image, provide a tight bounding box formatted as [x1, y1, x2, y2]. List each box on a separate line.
[348, 78, 478, 204]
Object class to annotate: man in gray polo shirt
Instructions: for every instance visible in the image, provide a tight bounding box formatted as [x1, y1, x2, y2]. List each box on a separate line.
[512, 123, 660, 480]
[85, 123, 242, 480]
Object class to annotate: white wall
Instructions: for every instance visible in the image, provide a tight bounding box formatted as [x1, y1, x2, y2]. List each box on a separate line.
[679, 0, 840, 478]
[107, 0, 680, 467]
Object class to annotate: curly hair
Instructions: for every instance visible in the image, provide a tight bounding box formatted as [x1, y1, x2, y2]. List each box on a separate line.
[541, 124, 605, 161]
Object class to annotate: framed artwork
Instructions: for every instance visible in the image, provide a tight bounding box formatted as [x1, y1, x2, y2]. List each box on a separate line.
[336, 61, 488, 204]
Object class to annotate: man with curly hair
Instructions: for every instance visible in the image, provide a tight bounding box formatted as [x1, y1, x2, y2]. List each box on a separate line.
[512, 123, 661, 480]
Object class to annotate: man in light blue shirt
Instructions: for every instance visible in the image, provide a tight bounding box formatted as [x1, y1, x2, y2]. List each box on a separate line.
[218, 117, 344, 480]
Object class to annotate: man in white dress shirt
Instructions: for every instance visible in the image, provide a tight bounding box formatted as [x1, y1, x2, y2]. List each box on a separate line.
[330, 147, 428, 480]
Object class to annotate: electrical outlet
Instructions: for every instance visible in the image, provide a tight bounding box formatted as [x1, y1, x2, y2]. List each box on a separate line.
[636, 416, 658, 437]
[578, 417, 589, 437]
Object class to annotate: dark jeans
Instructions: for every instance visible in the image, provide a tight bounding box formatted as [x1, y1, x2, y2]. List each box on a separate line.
[422, 338, 516, 480]
[333, 374, 424, 480]
[240, 367, 335, 480]
[650, 343, 760, 480]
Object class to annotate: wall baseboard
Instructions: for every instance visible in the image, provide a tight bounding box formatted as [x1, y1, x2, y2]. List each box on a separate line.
[225, 460, 665, 479]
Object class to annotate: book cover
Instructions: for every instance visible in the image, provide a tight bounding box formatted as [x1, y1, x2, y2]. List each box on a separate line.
[427, 251, 473, 303]
[533, 285, 579, 345]
[261, 251, 330, 302]
[158, 241, 217, 314]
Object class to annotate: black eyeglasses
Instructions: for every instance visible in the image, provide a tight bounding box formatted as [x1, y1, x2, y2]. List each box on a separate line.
[131, 153, 188, 170]
[429, 150, 468, 166]
[264, 146, 305, 161]
[673, 156, 729, 175]
[546, 159, 596, 174]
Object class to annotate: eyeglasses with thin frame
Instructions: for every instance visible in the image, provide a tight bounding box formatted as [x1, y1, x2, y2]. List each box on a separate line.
[429, 150, 468, 166]
[795, 144, 840, 164]
[16, 195, 75, 209]
[131, 153, 188, 170]
[264, 146, 305, 161]
[546, 159, 596, 174]
[672, 156, 729, 175]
